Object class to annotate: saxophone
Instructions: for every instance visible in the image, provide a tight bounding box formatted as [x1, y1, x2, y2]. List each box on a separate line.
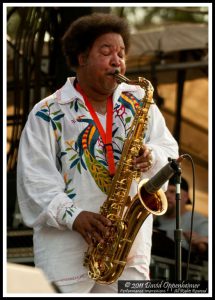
[83, 73, 168, 284]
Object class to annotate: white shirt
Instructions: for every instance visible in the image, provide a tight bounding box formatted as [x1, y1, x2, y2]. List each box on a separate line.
[17, 77, 178, 287]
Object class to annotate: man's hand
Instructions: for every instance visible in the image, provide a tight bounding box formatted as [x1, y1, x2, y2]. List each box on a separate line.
[73, 211, 112, 245]
[133, 144, 153, 172]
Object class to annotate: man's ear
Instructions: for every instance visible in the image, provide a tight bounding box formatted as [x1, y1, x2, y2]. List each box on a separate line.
[78, 53, 88, 66]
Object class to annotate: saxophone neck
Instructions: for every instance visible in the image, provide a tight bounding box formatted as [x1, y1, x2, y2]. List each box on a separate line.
[114, 72, 141, 85]
[114, 71, 154, 93]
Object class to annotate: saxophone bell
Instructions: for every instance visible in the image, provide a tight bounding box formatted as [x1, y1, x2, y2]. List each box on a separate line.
[137, 178, 168, 215]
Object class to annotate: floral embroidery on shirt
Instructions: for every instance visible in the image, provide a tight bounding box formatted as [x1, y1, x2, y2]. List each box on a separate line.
[117, 92, 146, 139]
[66, 92, 142, 194]
[64, 173, 76, 200]
[62, 206, 75, 220]
[69, 117, 112, 194]
[111, 92, 142, 153]
[35, 101, 65, 140]
[35, 101, 67, 171]
[70, 98, 88, 112]
[119, 92, 140, 116]
[35, 91, 143, 195]
[56, 136, 67, 172]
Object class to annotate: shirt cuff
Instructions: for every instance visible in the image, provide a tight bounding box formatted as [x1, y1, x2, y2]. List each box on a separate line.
[56, 201, 83, 231]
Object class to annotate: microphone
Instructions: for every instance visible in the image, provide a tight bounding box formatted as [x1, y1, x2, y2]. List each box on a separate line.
[142, 156, 184, 194]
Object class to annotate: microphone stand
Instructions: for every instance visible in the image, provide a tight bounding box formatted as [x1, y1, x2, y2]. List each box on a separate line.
[143, 155, 185, 280]
[170, 160, 182, 281]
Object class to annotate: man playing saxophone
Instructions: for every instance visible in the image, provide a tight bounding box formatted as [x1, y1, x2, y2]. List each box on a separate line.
[17, 12, 178, 293]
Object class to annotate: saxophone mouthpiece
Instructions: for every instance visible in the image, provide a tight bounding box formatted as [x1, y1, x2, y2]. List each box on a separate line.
[114, 71, 130, 84]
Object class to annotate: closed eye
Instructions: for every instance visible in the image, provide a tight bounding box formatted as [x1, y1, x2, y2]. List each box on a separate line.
[100, 45, 111, 56]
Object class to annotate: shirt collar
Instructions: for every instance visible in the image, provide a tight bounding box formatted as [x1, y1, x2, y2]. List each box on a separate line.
[55, 77, 83, 104]
[56, 77, 144, 105]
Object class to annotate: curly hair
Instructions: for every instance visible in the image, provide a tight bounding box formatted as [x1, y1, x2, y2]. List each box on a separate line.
[61, 13, 131, 70]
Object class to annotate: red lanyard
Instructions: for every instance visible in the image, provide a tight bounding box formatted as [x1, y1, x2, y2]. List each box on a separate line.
[75, 82, 115, 176]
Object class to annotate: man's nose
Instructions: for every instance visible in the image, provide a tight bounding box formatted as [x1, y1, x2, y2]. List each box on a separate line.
[110, 53, 121, 67]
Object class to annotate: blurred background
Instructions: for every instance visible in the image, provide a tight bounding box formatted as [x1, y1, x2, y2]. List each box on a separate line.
[6, 5, 209, 282]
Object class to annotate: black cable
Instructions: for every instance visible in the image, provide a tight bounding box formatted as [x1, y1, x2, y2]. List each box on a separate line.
[181, 153, 196, 280]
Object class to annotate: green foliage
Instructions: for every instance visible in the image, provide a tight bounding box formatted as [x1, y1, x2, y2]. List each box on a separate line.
[111, 7, 208, 31]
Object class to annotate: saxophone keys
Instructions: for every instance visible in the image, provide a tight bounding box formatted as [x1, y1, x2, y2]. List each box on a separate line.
[88, 269, 100, 280]
[121, 237, 132, 243]
[113, 259, 127, 266]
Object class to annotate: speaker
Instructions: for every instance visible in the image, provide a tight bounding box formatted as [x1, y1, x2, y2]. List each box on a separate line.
[7, 263, 57, 293]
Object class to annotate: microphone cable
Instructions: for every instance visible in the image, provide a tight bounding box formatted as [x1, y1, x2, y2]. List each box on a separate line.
[181, 153, 196, 280]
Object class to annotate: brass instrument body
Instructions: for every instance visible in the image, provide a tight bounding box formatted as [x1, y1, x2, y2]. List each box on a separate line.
[84, 74, 168, 284]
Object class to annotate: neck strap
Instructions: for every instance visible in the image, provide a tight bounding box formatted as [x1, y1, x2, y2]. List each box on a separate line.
[75, 82, 115, 176]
